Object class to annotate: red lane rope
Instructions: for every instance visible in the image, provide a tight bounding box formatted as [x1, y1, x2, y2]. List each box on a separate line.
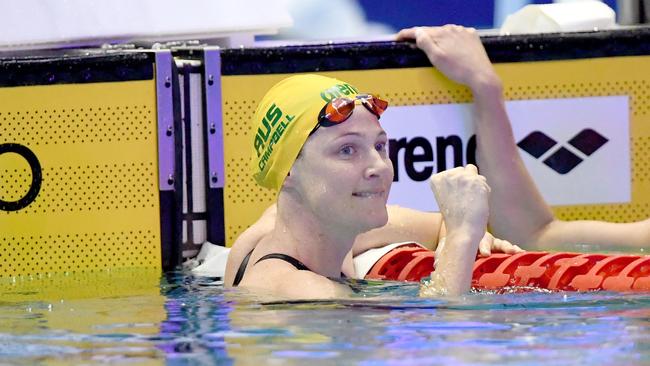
[365, 245, 650, 292]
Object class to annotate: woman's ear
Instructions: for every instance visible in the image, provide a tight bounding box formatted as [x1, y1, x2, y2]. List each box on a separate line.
[283, 151, 303, 189]
[283, 143, 310, 191]
[283, 167, 296, 188]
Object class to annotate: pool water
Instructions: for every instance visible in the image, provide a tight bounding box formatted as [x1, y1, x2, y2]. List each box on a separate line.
[1, 269, 649, 365]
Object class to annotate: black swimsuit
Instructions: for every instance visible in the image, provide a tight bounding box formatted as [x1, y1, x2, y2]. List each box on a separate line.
[232, 249, 344, 286]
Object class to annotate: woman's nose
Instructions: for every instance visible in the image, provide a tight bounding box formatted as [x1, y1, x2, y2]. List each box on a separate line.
[364, 150, 393, 180]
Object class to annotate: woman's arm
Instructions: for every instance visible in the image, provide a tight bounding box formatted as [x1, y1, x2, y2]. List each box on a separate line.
[396, 25, 554, 248]
[536, 218, 650, 250]
[471, 72, 556, 247]
[352, 205, 444, 254]
[422, 165, 489, 296]
[397, 25, 650, 250]
[224, 204, 277, 287]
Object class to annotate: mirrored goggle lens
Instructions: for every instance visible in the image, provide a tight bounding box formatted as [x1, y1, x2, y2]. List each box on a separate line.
[364, 96, 388, 117]
[324, 98, 356, 123]
[320, 95, 389, 127]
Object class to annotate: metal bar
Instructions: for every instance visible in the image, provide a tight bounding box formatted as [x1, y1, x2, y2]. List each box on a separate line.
[154, 50, 176, 191]
[182, 62, 195, 245]
[204, 48, 225, 189]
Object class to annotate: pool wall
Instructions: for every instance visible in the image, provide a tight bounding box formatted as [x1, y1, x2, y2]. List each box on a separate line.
[1, 28, 649, 278]
[218, 28, 650, 246]
[0, 50, 183, 277]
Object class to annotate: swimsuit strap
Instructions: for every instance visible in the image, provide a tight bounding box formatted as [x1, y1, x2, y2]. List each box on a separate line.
[232, 248, 254, 287]
[235, 251, 346, 287]
[256, 254, 346, 278]
[255, 253, 311, 271]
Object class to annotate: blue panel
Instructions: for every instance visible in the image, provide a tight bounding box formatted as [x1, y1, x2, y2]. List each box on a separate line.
[358, 0, 495, 29]
[358, 0, 618, 29]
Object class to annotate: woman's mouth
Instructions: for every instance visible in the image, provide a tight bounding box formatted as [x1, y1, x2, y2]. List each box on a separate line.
[352, 191, 385, 198]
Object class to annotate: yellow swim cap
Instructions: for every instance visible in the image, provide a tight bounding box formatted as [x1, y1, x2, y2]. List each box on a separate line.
[250, 74, 360, 190]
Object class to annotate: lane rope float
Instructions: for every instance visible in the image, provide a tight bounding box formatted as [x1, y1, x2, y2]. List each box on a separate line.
[364, 243, 650, 292]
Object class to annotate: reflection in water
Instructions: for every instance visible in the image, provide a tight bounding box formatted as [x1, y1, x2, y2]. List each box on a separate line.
[0, 270, 649, 365]
[0, 268, 166, 364]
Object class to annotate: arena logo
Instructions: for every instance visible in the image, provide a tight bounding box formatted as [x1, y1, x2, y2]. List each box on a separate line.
[380, 96, 630, 210]
[389, 134, 477, 182]
[517, 129, 609, 174]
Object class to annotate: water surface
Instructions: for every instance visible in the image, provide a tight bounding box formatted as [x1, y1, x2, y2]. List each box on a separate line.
[1, 269, 648, 365]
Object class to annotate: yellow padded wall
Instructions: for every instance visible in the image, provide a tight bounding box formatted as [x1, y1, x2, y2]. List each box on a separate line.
[0, 80, 162, 277]
[221, 56, 650, 245]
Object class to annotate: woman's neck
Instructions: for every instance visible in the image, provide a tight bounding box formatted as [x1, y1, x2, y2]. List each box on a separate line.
[263, 194, 359, 278]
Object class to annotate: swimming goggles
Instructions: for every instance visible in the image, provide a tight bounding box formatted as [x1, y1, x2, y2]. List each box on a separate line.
[313, 94, 389, 133]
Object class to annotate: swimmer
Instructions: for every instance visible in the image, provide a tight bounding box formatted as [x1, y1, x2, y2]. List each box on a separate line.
[397, 26, 650, 250]
[225, 24, 648, 293]
[227, 73, 495, 299]
[224, 25, 526, 296]
[224, 202, 518, 287]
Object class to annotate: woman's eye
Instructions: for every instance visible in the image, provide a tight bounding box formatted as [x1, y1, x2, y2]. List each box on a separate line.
[375, 142, 387, 153]
[339, 145, 356, 156]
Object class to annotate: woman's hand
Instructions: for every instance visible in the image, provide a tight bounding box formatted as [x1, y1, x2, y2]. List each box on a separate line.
[423, 165, 492, 297]
[429, 164, 490, 235]
[478, 232, 524, 257]
[396, 25, 500, 92]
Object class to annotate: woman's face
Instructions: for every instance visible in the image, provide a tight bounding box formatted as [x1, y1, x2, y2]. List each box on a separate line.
[289, 106, 393, 233]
